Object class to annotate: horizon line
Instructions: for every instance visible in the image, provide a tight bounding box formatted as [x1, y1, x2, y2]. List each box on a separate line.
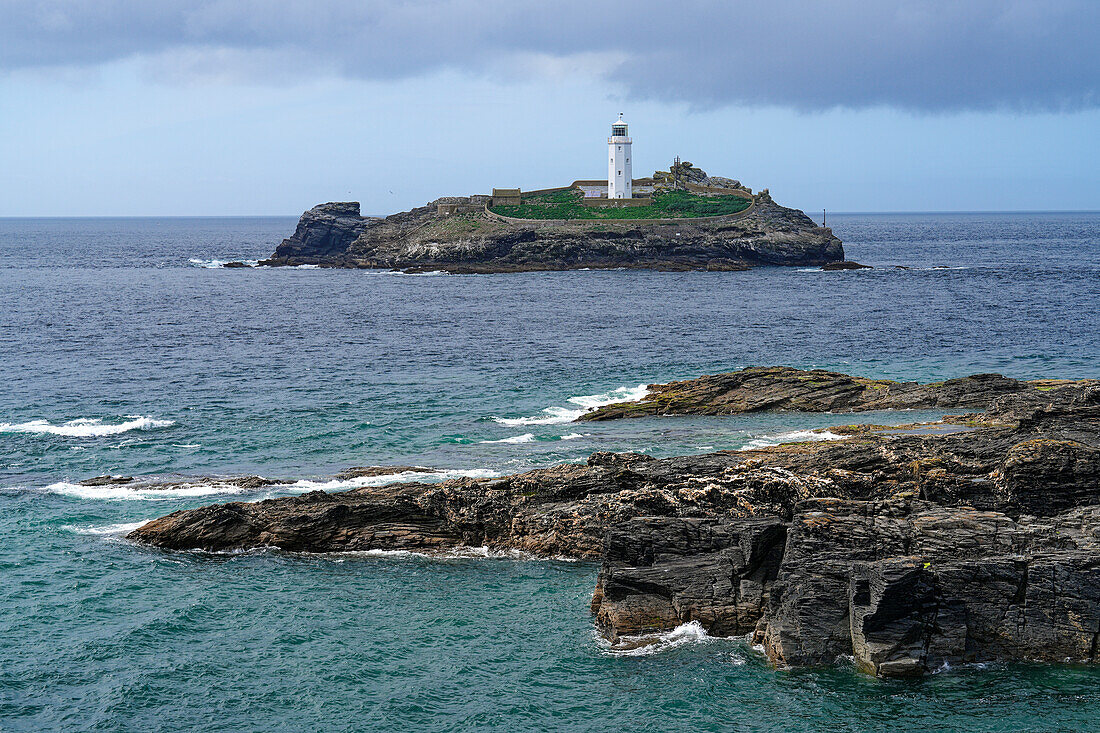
[2, 209, 1099, 220]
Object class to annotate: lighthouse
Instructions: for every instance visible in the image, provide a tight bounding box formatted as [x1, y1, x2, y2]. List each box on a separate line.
[608, 113, 632, 199]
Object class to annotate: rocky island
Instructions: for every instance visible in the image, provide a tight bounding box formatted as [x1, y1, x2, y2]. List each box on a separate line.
[128, 367, 1100, 678]
[260, 164, 843, 272]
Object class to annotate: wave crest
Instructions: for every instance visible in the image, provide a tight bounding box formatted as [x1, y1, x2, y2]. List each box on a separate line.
[494, 383, 649, 426]
[479, 433, 536, 444]
[16, 468, 499, 502]
[601, 621, 712, 656]
[0, 416, 175, 438]
[740, 429, 846, 450]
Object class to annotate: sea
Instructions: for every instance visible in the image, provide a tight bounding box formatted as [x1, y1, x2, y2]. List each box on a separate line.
[1, 212, 1099, 732]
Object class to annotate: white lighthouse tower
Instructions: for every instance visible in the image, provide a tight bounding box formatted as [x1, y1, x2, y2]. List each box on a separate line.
[608, 113, 632, 199]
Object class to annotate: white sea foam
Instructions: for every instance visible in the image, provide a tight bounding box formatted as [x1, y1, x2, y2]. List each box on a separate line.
[279, 468, 499, 494]
[567, 383, 650, 409]
[479, 433, 536, 444]
[602, 621, 713, 656]
[494, 383, 650, 426]
[61, 520, 151, 536]
[494, 406, 583, 427]
[23, 468, 499, 502]
[293, 264, 321, 269]
[343, 545, 496, 560]
[0, 416, 175, 438]
[301, 545, 563, 562]
[559, 433, 586, 440]
[188, 258, 259, 268]
[42, 481, 252, 501]
[739, 429, 847, 451]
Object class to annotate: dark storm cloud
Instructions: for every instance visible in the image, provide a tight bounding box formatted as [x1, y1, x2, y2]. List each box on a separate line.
[3, 0, 1097, 112]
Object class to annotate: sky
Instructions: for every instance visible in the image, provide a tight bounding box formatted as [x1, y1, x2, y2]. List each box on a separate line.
[1, 0, 1098, 216]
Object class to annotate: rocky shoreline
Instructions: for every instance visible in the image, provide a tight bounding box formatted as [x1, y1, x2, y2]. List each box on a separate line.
[260, 187, 843, 273]
[128, 369, 1100, 677]
[578, 366, 1085, 420]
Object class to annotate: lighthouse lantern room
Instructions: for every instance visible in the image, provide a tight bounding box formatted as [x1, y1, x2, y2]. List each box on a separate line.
[608, 113, 632, 199]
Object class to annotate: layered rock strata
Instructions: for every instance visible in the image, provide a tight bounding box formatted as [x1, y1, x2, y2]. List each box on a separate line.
[128, 374, 1100, 677]
[578, 366, 1089, 421]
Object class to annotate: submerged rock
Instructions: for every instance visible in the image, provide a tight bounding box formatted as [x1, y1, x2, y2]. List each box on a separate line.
[821, 261, 871, 270]
[333, 465, 434, 481]
[128, 371, 1100, 677]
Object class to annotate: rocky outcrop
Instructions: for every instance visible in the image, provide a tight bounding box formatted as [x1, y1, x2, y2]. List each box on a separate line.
[764, 498, 1100, 676]
[262, 188, 843, 272]
[128, 372, 1100, 677]
[591, 516, 787, 639]
[821, 261, 871, 270]
[578, 366, 1095, 421]
[272, 202, 377, 260]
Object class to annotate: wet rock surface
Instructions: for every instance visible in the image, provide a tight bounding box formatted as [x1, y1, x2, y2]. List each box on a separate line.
[128, 372, 1100, 677]
[79, 475, 134, 486]
[261, 190, 843, 272]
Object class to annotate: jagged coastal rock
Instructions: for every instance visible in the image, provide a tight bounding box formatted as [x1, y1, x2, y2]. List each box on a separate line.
[128, 369, 1100, 677]
[262, 178, 843, 272]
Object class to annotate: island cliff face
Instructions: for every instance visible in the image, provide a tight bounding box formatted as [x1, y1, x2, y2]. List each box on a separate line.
[128, 369, 1100, 678]
[262, 191, 843, 272]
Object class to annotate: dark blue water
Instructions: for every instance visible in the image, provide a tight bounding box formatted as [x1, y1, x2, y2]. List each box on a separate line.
[2, 212, 1099, 731]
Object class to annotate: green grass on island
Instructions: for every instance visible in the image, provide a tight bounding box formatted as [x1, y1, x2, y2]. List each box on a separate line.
[489, 188, 752, 220]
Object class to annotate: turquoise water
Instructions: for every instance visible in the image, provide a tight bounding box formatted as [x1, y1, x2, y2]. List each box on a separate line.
[2, 212, 1100, 730]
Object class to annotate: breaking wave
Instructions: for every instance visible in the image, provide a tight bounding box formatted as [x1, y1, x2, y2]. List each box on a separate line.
[493, 383, 649, 426]
[18, 468, 499, 502]
[479, 433, 536, 444]
[38, 481, 255, 501]
[601, 621, 713, 657]
[61, 520, 152, 536]
[188, 258, 259, 268]
[739, 429, 847, 450]
[281, 468, 498, 493]
[0, 416, 175, 438]
[599, 622, 754, 665]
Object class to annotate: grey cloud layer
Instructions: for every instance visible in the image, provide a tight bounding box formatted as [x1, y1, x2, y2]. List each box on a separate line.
[3, 0, 1097, 111]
